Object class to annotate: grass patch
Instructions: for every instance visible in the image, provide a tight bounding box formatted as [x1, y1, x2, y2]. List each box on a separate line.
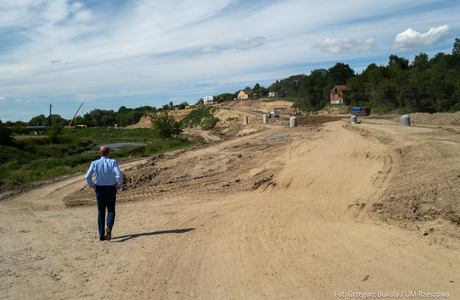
[182, 106, 220, 130]
[0, 133, 203, 192]
[63, 127, 155, 142]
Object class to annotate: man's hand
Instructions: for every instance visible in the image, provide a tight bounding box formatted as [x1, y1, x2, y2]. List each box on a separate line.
[114, 185, 120, 190]
[93, 185, 97, 190]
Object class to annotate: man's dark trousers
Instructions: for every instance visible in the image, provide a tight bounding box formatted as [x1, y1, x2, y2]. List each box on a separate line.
[95, 186, 117, 238]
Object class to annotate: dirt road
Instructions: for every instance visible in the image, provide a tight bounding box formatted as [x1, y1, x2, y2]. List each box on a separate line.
[2, 117, 460, 299]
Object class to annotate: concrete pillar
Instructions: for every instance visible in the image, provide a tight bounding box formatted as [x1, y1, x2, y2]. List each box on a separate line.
[351, 115, 357, 124]
[244, 116, 248, 125]
[401, 114, 410, 126]
[263, 114, 268, 124]
[290, 116, 297, 128]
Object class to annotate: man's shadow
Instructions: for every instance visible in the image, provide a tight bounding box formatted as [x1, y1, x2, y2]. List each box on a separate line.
[112, 228, 195, 242]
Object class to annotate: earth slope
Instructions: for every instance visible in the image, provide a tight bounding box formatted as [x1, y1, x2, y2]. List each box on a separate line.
[1, 114, 460, 299]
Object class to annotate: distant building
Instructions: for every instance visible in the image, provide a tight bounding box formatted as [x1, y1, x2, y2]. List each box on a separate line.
[203, 96, 217, 105]
[330, 85, 346, 104]
[238, 89, 255, 100]
[268, 92, 278, 98]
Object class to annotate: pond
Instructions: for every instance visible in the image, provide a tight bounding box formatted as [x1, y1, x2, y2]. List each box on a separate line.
[87, 142, 148, 154]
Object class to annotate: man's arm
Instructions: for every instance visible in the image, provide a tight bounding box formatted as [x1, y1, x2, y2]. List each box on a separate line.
[114, 161, 123, 187]
[85, 162, 95, 188]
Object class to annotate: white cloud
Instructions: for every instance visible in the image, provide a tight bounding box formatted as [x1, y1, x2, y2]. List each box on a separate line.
[15, 99, 22, 102]
[38, 95, 50, 98]
[200, 47, 219, 54]
[0, 97, 5, 103]
[27, 100, 31, 103]
[137, 75, 152, 78]
[237, 36, 266, 50]
[312, 37, 377, 54]
[132, 73, 152, 79]
[219, 82, 239, 86]
[392, 24, 455, 50]
[50, 59, 68, 65]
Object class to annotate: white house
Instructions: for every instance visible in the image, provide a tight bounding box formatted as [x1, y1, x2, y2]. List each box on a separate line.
[268, 92, 278, 98]
[203, 96, 217, 104]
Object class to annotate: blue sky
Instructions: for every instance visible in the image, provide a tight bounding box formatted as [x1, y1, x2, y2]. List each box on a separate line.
[0, 0, 459, 122]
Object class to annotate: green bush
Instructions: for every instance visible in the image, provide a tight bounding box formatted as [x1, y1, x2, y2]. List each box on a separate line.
[46, 123, 63, 142]
[12, 122, 29, 135]
[150, 111, 184, 140]
[0, 120, 13, 145]
[182, 106, 220, 130]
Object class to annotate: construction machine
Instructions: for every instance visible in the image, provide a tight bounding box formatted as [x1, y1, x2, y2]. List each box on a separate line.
[268, 111, 280, 118]
[65, 103, 84, 128]
[217, 97, 224, 103]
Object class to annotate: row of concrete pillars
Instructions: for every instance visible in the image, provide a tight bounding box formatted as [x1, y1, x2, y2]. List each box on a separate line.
[351, 114, 411, 126]
[243, 115, 298, 127]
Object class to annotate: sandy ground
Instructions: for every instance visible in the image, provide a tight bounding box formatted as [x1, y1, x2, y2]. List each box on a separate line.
[2, 108, 460, 299]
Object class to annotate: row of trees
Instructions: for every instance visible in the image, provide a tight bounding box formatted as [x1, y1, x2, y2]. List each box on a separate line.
[264, 38, 460, 113]
[21, 102, 196, 129]
[343, 51, 460, 113]
[21, 105, 158, 129]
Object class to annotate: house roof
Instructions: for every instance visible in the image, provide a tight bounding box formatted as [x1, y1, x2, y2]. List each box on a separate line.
[331, 85, 346, 93]
[240, 89, 254, 95]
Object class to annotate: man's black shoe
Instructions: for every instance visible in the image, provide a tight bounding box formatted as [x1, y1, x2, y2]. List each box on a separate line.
[99, 236, 105, 241]
[106, 227, 112, 241]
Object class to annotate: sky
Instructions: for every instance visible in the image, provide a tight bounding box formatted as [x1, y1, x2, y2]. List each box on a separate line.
[0, 0, 459, 122]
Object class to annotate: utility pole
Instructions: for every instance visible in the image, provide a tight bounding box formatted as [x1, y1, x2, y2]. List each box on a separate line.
[48, 104, 52, 126]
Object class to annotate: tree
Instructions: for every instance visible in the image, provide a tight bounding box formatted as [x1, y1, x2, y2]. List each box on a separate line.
[328, 63, 355, 85]
[296, 69, 328, 110]
[151, 111, 184, 140]
[46, 123, 63, 142]
[102, 115, 114, 126]
[343, 76, 366, 107]
[0, 119, 13, 145]
[130, 111, 143, 124]
[12, 121, 29, 134]
[168, 101, 174, 110]
[453, 38, 460, 55]
[411, 53, 429, 71]
[74, 116, 85, 125]
[268, 80, 280, 92]
[178, 102, 189, 109]
[255, 86, 268, 97]
[83, 113, 94, 127]
[89, 109, 104, 127]
[28, 114, 47, 126]
[117, 106, 128, 114]
[388, 55, 409, 71]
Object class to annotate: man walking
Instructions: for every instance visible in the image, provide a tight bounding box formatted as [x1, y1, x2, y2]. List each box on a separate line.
[85, 146, 123, 241]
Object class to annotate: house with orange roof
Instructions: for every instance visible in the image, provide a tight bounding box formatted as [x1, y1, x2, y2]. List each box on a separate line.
[238, 89, 255, 100]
